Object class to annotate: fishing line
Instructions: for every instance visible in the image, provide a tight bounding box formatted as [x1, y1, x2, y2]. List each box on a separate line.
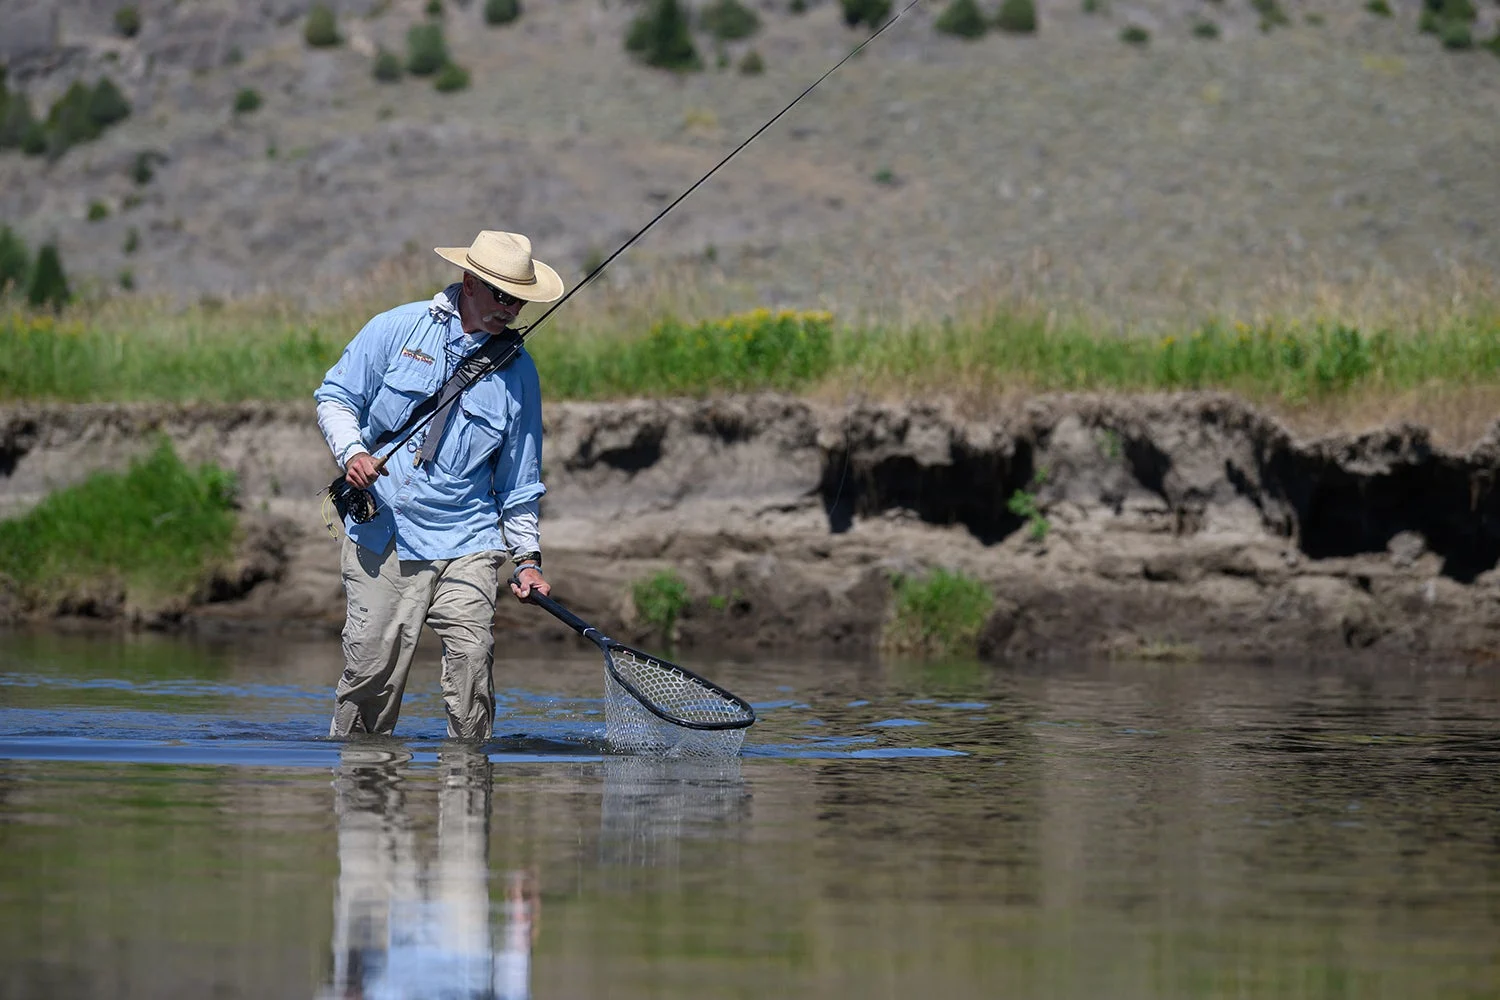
[324, 0, 928, 528]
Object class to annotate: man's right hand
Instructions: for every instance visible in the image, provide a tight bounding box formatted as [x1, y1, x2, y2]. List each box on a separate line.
[344, 452, 387, 489]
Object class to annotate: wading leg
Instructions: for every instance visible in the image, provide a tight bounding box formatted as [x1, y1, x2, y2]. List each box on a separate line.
[426, 549, 502, 740]
[331, 536, 438, 736]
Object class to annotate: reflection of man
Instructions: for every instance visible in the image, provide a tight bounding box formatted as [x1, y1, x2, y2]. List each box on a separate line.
[495, 870, 538, 1000]
[323, 748, 536, 1000]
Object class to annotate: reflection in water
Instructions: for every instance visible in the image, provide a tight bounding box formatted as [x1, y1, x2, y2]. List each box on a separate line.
[323, 747, 536, 1000]
[598, 756, 751, 870]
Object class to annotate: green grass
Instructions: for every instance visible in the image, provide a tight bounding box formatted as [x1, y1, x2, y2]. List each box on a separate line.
[632, 568, 690, 639]
[1, 299, 1498, 411]
[0, 438, 238, 605]
[828, 308, 1500, 405]
[534, 309, 834, 398]
[0, 308, 339, 401]
[883, 568, 994, 658]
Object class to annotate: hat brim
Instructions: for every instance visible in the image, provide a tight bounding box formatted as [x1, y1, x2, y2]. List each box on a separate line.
[434, 246, 565, 303]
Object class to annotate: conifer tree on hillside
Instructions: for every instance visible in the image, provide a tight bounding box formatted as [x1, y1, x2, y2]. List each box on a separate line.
[625, 0, 702, 72]
[27, 243, 70, 311]
[0, 226, 30, 295]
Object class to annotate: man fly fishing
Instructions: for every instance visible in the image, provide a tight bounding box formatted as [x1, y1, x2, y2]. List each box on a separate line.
[315, 230, 562, 740]
[313, 0, 921, 745]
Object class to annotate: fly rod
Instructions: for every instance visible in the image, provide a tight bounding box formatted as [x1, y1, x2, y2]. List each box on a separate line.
[326, 0, 927, 523]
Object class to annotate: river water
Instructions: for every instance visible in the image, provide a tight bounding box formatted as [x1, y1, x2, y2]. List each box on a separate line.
[0, 630, 1496, 999]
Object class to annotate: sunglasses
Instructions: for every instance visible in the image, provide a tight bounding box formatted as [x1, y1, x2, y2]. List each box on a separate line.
[479, 278, 526, 309]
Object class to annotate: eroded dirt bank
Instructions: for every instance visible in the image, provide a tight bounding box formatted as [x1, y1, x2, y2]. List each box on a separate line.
[3, 394, 1500, 663]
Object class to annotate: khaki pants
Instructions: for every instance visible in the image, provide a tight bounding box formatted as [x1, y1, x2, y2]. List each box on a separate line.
[330, 536, 503, 740]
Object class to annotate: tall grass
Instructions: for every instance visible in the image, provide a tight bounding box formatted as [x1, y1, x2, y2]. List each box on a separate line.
[533, 309, 834, 398]
[1, 294, 1498, 419]
[0, 309, 337, 400]
[834, 307, 1500, 404]
[0, 438, 238, 604]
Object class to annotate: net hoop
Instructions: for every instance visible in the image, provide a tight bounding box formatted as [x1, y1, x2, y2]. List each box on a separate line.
[604, 641, 756, 732]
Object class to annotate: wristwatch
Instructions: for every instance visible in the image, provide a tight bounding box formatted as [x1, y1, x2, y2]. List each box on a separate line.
[513, 551, 542, 571]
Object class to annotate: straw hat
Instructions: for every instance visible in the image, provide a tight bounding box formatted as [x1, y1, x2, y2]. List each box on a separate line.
[434, 230, 564, 303]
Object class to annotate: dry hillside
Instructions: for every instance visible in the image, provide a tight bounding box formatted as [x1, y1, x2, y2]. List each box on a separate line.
[1, 0, 1498, 325]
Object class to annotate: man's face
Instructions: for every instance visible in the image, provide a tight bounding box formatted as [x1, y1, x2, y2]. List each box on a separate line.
[467, 274, 527, 333]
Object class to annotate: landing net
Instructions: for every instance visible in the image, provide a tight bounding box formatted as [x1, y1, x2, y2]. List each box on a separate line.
[601, 644, 755, 758]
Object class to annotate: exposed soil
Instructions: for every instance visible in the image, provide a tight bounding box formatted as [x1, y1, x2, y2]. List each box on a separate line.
[4, 393, 1500, 664]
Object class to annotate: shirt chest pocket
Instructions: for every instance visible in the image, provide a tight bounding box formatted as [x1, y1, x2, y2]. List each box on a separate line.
[370, 360, 439, 436]
[448, 381, 511, 474]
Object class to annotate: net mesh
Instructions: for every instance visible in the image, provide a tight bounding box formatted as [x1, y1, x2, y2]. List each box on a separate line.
[602, 645, 752, 757]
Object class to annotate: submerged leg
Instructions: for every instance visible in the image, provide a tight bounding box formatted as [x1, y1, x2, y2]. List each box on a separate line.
[426, 549, 502, 740]
[331, 536, 438, 736]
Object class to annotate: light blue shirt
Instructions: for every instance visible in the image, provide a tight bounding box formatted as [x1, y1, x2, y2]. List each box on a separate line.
[314, 291, 546, 561]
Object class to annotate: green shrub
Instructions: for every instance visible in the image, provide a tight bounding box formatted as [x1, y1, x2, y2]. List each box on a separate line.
[625, 0, 703, 72]
[1082, 0, 1104, 12]
[114, 5, 141, 38]
[232, 88, 262, 114]
[26, 243, 71, 311]
[1192, 20, 1220, 38]
[86, 200, 110, 222]
[884, 568, 994, 658]
[118, 268, 135, 291]
[0, 439, 238, 606]
[995, 0, 1036, 34]
[20, 123, 46, 156]
[1424, 0, 1475, 21]
[305, 4, 341, 47]
[1365, 0, 1391, 13]
[425, 0, 444, 16]
[789, 0, 807, 12]
[1006, 484, 1049, 541]
[839, 0, 891, 28]
[130, 150, 153, 184]
[434, 62, 470, 92]
[1440, 19, 1473, 47]
[0, 226, 29, 295]
[1486, 30, 1500, 57]
[406, 22, 450, 75]
[0, 87, 36, 151]
[1120, 23, 1149, 44]
[1252, 0, 1289, 30]
[484, 0, 522, 25]
[700, 0, 761, 40]
[738, 48, 765, 74]
[88, 77, 131, 129]
[633, 569, 690, 639]
[935, 0, 987, 38]
[41, 78, 130, 160]
[373, 47, 403, 82]
[123, 227, 139, 255]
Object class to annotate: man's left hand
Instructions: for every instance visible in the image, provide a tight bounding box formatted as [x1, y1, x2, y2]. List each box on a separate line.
[510, 567, 549, 601]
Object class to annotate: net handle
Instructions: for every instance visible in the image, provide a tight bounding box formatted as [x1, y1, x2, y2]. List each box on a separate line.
[526, 591, 611, 649]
